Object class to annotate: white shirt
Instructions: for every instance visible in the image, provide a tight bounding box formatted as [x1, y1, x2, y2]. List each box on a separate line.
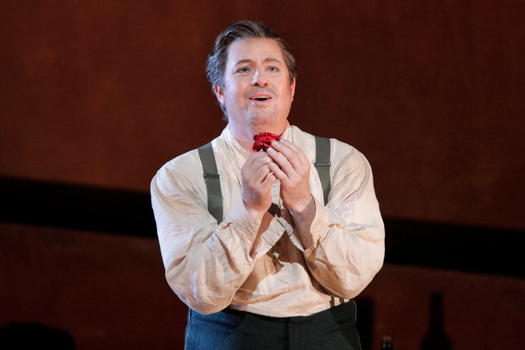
[151, 125, 384, 317]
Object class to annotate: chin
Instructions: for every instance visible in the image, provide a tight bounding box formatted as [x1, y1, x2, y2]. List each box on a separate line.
[242, 109, 287, 129]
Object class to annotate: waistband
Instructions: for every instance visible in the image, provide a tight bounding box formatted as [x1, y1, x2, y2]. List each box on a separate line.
[198, 300, 357, 325]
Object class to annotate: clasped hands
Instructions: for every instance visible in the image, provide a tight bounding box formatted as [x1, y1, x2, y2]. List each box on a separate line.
[241, 139, 314, 220]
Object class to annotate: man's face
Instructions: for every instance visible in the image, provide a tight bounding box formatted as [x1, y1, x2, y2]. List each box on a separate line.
[214, 38, 296, 134]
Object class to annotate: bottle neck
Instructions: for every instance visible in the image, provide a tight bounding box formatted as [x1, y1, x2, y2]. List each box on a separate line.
[381, 336, 393, 350]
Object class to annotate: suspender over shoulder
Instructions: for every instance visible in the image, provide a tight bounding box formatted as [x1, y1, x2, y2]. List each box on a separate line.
[198, 142, 223, 223]
[314, 136, 331, 206]
[198, 136, 331, 223]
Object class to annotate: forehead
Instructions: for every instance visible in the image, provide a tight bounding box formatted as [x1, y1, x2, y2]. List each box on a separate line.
[226, 38, 285, 66]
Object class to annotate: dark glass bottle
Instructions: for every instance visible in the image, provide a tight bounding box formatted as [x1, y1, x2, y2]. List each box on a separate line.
[381, 336, 393, 349]
[420, 293, 452, 350]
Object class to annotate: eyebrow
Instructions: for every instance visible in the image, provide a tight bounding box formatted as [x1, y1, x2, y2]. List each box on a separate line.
[234, 57, 282, 66]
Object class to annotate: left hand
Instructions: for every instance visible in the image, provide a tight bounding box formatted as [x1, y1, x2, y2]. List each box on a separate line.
[266, 139, 313, 213]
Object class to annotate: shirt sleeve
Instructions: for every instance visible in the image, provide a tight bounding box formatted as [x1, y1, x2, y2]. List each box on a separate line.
[300, 143, 385, 299]
[151, 158, 263, 314]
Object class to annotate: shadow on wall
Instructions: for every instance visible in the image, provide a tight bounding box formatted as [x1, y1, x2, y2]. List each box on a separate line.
[355, 297, 374, 350]
[2, 176, 524, 277]
[0, 322, 75, 349]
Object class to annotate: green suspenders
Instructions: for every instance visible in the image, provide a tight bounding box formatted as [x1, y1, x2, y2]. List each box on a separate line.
[198, 136, 341, 306]
[198, 143, 223, 223]
[314, 136, 331, 206]
[198, 136, 331, 223]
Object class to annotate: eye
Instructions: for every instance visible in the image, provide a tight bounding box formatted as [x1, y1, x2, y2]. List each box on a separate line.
[235, 66, 250, 73]
[268, 66, 280, 72]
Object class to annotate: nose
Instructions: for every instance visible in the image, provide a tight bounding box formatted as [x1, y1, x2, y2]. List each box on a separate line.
[251, 69, 268, 87]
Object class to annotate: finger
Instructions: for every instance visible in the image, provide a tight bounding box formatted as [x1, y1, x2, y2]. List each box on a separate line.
[268, 161, 288, 182]
[271, 140, 307, 170]
[278, 139, 310, 167]
[254, 163, 272, 183]
[267, 147, 295, 176]
[247, 151, 270, 165]
[245, 154, 272, 177]
[261, 172, 277, 188]
[250, 152, 272, 168]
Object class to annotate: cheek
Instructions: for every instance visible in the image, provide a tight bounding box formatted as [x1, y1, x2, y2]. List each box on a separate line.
[223, 88, 246, 109]
[226, 82, 245, 98]
[280, 86, 294, 103]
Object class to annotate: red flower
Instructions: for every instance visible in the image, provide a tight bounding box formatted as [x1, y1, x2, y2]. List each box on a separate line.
[253, 132, 280, 152]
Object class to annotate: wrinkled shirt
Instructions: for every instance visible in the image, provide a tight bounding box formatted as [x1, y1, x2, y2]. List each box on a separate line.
[151, 125, 384, 317]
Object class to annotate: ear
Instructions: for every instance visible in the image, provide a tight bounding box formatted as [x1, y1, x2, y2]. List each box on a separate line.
[290, 78, 296, 101]
[213, 84, 225, 105]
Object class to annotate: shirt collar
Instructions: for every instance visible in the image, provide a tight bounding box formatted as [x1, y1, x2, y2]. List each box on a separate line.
[221, 123, 292, 163]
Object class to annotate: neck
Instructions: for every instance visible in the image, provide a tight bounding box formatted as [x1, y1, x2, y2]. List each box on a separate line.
[227, 121, 287, 152]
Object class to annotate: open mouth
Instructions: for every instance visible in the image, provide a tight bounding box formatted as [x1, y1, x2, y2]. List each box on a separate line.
[249, 95, 272, 102]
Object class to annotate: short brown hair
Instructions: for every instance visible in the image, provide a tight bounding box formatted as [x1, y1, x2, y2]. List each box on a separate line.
[206, 20, 297, 92]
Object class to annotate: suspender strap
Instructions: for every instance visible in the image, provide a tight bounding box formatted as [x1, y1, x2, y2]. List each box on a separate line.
[198, 142, 223, 223]
[198, 136, 331, 222]
[314, 136, 331, 205]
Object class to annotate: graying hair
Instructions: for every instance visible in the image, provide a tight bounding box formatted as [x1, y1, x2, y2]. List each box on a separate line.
[206, 20, 297, 119]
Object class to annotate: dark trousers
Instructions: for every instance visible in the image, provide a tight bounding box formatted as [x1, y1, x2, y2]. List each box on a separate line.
[184, 301, 362, 350]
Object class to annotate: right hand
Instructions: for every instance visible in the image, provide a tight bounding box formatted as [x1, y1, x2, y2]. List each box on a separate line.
[241, 151, 277, 219]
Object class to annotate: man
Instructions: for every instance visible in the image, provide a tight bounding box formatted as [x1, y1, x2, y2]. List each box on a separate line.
[151, 20, 384, 350]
